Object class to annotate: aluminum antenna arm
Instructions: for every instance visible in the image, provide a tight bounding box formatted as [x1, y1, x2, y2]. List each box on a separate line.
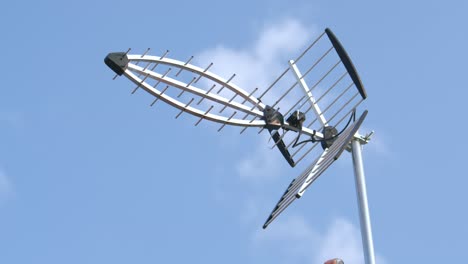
[104, 52, 324, 139]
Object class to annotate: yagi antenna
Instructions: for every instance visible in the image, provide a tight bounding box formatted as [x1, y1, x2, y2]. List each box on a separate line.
[104, 28, 376, 264]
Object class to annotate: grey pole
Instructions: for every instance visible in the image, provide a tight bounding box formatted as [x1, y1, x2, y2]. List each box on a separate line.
[351, 138, 376, 264]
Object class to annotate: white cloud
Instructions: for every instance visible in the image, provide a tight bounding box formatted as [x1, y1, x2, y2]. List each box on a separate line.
[253, 213, 318, 247]
[197, 18, 386, 264]
[250, 214, 319, 264]
[365, 131, 391, 158]
[196, 19, 316, 181]
[196, 19, 315, 95]
[236, 135, 285, 181]
[252, 215, 385, 264]
[254, 19, 314, 65]
[314, 218, 364, 264]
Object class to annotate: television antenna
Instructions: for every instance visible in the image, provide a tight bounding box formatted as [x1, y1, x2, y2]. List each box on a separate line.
[105, 28, 376, 264]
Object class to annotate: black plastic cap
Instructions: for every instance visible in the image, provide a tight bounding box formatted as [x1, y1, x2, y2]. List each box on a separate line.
[269, 129, 296, 167]
[104, 52, 129, 76]
[325, 28, 367, 99]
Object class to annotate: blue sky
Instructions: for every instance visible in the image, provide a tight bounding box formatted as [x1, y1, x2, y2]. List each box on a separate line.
[1, 1, 468, 263]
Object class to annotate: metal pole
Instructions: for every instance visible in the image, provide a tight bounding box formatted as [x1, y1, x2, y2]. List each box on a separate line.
[351, 139, 376, 264]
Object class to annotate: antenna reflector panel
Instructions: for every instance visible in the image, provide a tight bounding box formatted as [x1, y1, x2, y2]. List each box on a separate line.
[263, 110, 368, 229]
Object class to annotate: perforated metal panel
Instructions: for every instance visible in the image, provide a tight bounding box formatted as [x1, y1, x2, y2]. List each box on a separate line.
[263, 110, 368, 229]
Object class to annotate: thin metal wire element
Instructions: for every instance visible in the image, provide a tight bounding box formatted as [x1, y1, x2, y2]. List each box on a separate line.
[150, 85, 170, 106]
[175, 98, 195, 119]
[218, 111, 237, 132]
[195, 105, 214, 126]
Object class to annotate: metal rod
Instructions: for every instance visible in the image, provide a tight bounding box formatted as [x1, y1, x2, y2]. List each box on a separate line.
[124, 48, 131, 56]
[312, 96, 362, 138]
[282, 154, 321, 195]
[351, 139, 376, 264]
[289, 124, 322, 159]
[218, 111, 237, 132]
[309, 60, 341, 92]
[194, 62, 213, 84]
[240, 113, 250, 121]
[241, 87, 258, 104]
[294, 142, 320, 165]
[280, 151, 325, 201]
[152, 68, 172, 89]
[175, 98, 194, 119]
[240, 114, 259, 134]
[293, 30, 326, 62]
[138, 63, 151, 78]
[284, 133, 298, 150]
[175, 56, 194, 77]
[239, 99, 264, 134]
[135, 49, 152, 74]
[132, 73, 149, 94]
[311, 82, 354, 125]
[289, 59, 328, 127]
[259, 68, 289, 100]
[150, 85, 170, 106]
[297, 98, 318, 120]
[222, 86, 257, 113]
[270, 130, 288, 149]
[284, 95, 306, 117]
[322, 92, 359, 128]
[240, 111, 251, 121]
[150, 50, 170, 71]
[197, 84, 216, 105]
[195, 105, 214, 126]
[333, 99, 363, 129]
[220, 93, 238, 113]
[186, 76, 197, 87]
[141, 48, 150, 57]
[142, 60, 152, 71]
[298, 46, 334, 81]
[177, 77, 197, 98]
[271, 80, 299, 108]
[316, 72, 347, 104]
[135, 48, 150, 66]
[290, 138, 308, 159]
[239, 125, 249, 134]
[273, 95, 317, 145]
[159, 50, 170, 59]
[247, 100, 261, 113]
[217, 73, 236, 94]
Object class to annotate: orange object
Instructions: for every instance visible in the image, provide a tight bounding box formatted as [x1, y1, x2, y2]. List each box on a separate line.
[324, 258, 344, 264]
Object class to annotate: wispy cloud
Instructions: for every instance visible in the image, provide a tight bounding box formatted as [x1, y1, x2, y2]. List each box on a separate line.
[252, 213, 318, 249]
[197, 18, 386, 264]
[196, 19, 316, 180]
[359, 124, 392, 158]
[236, 135, 285, 181]
[315, 218, 387, 264]
[252, 214, 385, 264]
[196, 19, 315, 95]
[314, 218, 365, 264]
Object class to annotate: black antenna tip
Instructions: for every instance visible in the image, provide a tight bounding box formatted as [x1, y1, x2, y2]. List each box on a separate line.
[104, 52, 129, 76]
